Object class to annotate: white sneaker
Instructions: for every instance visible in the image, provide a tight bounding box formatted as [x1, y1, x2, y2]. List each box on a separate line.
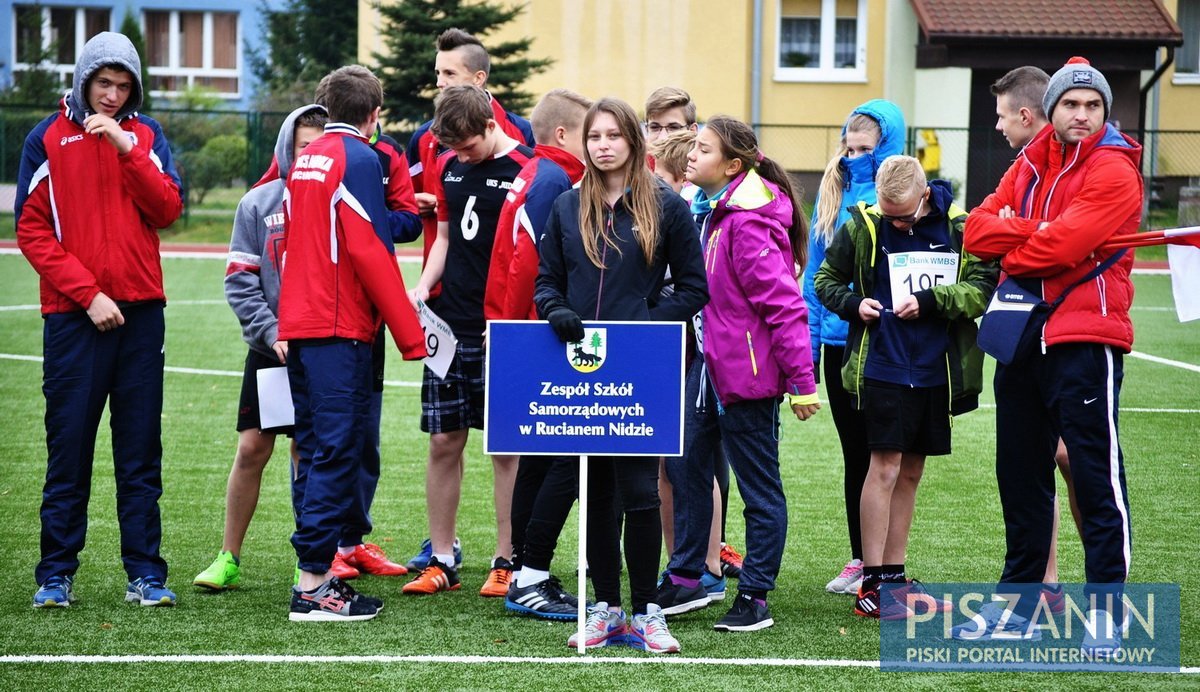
[844, 575, 863, 595]
[826, 559, 863, 594]
[627, 603, 681, 653]
[1080, 609, 1125, 659]
[566, 602, 627, 649]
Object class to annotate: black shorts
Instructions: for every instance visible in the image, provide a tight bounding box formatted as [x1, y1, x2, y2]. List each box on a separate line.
[862, 379, 951, 456]
[420, 342, 486, 433]
[237, 348, 296, 435]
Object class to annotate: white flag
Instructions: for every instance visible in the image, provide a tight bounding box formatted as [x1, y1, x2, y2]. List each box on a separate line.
[1168, 244, 1200, 322]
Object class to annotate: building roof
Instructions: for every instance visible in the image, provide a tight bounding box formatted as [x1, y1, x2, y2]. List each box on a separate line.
[909, 0, 1183, 44]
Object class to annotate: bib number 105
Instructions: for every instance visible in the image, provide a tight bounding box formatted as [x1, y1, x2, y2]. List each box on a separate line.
[888, 251, 959, 302]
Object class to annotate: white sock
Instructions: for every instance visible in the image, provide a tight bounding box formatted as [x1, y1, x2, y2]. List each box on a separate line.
[517, 567, 550, 588]
[337, 545, 356, 556]
[433, 553, 455, 568]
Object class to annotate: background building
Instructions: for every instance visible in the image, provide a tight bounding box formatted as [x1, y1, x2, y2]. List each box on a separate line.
[2, 0, 282, 109]
[361, 0, 1194, 208]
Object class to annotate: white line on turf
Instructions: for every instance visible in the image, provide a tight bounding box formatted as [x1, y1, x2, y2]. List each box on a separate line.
[0, 353, 423, 387]
[0, 247, 424, 262]
[1128, 351, 1200, 374]
[0, 654, 1194, 672]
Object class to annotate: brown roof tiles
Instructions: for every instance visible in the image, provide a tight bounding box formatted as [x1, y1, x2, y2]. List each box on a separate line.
[909, 0, 1183, 43]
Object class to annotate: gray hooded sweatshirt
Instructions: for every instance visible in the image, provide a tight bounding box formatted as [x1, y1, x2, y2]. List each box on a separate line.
[64, 31, 143, 125]
[224, 104, 327, 356]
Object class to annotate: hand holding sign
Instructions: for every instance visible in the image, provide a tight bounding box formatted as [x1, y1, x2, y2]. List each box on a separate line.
[415, 299, 457, 379]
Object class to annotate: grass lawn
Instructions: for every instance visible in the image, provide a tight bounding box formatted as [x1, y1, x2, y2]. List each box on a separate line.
[0, 255, 1196, 690]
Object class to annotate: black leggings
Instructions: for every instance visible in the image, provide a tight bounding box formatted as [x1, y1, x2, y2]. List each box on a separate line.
[521, 455, 661, 614]
[824, 345, 871, 561]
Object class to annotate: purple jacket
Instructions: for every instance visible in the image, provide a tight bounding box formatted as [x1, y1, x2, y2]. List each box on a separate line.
[701, 170, 816, 405]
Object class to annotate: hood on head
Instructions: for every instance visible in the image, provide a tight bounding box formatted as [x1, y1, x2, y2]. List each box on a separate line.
[275, 104, 328, 177]
[67, 32, 143, 124]
[846, 99, 906, 162]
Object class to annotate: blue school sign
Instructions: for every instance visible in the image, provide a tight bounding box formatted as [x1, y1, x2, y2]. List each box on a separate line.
[483, 321, 685, 456]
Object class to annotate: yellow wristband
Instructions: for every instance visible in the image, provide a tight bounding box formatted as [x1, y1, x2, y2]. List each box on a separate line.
[786, 392, 820, 407]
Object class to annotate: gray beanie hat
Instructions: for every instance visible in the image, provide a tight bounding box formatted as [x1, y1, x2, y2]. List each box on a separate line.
[1043, 56, 1112, 120]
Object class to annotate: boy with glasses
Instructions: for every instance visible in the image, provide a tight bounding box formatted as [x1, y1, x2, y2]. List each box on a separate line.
[643, 86, 698, 143]
[815, 156, 996, 620]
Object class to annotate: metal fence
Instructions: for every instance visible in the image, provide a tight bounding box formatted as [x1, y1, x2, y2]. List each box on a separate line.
[3, 103, 1196, 215]
[759, 123, 1200, 210]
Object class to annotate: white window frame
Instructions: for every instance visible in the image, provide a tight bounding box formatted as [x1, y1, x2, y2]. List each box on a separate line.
[775, 0, 868, 83]
[143, 9, 242, 99]
[11, 5, 111, 92]
[1174, 0, 1200, 85]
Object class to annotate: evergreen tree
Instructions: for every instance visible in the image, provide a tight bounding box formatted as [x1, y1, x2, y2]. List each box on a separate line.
[119, 10, 153, 111]
[372, 0, 551, 128]
[248, 0, 358, 109]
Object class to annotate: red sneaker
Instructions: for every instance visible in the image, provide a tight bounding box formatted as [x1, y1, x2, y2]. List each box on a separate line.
[330, 552, 360, 580]
[720, 543, 744, 579]
[345, 543, 408, 577]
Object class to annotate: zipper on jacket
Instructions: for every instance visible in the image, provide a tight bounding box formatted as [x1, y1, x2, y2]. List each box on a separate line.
[746, 331, 758, 377]
[595, 210, 612, 319]
[1095, 260, 1109, 317]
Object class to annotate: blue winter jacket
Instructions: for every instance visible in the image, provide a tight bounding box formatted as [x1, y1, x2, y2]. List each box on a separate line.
[802, 99, 906, 370]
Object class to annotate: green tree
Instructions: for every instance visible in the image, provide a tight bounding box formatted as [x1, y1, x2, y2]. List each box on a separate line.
[180, 133, 248, 205]
[591, 331, 602, 354]
[372, 0, 552, 129]
[119, 9, 153, 111]
[248, 0, 358, 109]
[2, 3, 64, 105]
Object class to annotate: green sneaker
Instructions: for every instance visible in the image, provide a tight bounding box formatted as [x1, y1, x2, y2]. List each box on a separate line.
[193, 551, 241, 591]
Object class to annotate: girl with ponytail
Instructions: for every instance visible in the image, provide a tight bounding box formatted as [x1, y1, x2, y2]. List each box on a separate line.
[657, 114, 819, 632]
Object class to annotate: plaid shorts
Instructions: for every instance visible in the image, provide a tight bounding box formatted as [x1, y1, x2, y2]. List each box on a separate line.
[421, 342, 486, 433]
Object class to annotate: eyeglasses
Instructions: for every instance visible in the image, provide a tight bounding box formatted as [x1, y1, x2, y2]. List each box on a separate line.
[880, 192, 926, 226]
[644, 122, 689, 134]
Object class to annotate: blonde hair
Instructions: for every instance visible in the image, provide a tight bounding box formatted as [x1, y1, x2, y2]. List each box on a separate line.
[875, 156, 926, 204]
[814, 113, 882, 242]
[648, 128, 696, 181]
[530, 89, 592, 145]
[579, 97, 659, 269]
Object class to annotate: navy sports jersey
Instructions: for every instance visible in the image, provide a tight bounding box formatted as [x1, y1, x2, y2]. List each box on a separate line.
[431, 142, 534, 342]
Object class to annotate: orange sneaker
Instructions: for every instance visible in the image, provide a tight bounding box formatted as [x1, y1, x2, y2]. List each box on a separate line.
[345, 543, 408, 576]
[330, 552, 360, 580]
[401, 558, 461, 595]
[479, 557, 514, 597]
[720, 543, 744, 579]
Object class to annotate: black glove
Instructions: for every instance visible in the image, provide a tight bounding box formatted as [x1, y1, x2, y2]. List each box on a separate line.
[547, 307, 584, 343]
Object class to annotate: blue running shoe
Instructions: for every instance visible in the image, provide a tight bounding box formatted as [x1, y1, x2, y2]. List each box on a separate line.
[405, 537, 463, 571]
[126, 576, 177, 607]
[950, 601, 1040, 641]
[33, 575, 76, 608]
[702, 570, 727, 602]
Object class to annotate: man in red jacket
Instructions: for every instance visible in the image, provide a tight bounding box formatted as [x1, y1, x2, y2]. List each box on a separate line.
[279, 65, 427, 622]
[17, 32, 183, 610]
[962, 57, 1141, 651]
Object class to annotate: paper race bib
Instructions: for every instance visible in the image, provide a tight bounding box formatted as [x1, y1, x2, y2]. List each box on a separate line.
[888, 251, 959, 302]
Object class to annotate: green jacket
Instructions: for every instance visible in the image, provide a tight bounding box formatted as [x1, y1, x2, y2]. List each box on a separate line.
[813, 199, 998, 415]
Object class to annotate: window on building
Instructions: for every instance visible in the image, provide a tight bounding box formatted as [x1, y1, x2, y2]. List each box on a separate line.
[1177, 0, 1199, 79]
[777, 0, 867, 82]
[143, 10, 241, 97]
[11, 5, 111, 90]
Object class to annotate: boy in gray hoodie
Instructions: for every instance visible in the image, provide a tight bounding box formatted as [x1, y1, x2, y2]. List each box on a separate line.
[194, 105, 326, 591]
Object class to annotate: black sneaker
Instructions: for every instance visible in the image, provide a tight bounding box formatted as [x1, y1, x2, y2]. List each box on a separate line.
[505, 576, 579, 621]
[655, 572, 711, 616]
[713, 592, 774, 632]
[334, 576, 384, 612]
[289, 577, 379, 622]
